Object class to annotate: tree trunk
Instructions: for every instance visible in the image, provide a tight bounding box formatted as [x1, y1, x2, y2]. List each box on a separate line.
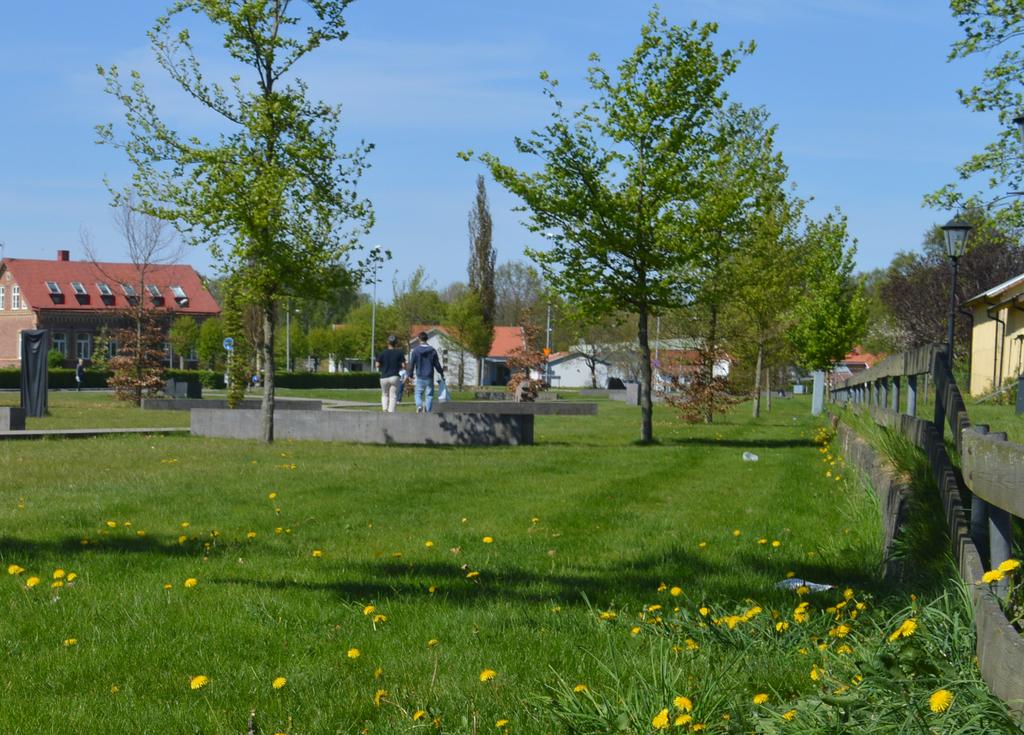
[766, 367, 772, 413]
[752, 342, 763, 418]
[261, 303, 276, 444]
[638, 301, 653, 443]
[704, 305, 718, 424]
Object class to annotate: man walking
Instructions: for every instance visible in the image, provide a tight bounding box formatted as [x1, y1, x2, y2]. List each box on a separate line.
[409, 331, 445, 413]
[375, 335, 406, 413]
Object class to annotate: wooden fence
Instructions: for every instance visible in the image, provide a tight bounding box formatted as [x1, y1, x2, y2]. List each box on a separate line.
[832, 344, 1024, 714]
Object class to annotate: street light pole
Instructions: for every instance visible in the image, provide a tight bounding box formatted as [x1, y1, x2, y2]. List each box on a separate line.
[940, 215, 972, 368]
[285, 298, 291, 372]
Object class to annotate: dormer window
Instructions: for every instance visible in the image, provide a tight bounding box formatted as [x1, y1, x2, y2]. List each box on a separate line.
[146, 284, 161, 298]
[96, 282, 113, 296]
[71, 281, 87, 296]
[170, 285, 187, 299]
[46, 281, 62, 295]
[121, 283, 137, 297]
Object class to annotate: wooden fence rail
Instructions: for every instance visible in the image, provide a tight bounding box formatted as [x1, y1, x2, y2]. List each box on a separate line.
[831, 343, 1024, 715]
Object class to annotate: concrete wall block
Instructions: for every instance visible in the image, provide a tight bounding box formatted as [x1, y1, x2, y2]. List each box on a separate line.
[0, 407, 26, 431]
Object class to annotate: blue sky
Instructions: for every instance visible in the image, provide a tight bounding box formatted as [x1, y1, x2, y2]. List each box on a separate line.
[0, 1, 1000, 296]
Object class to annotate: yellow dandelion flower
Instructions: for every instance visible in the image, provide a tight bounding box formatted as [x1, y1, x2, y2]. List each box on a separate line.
[275, 527, 283, 535]
[753, 693, 769, 705]
[66, 572, 77, 582]
[428, 585, 437, 594]
[758, 538, 768, 545]
[673, 695, 693, 712]
[732, 529, 741, 537]
[674, 714, 692, 726]
[53, 569, 65, 580]
[657, 582, 668, 592]
[598, 610, 617, 621]
[630, 626, 641, 636]
[373, 688, 387, 706]
[272, 676, 287, 690]
[178, 535, 187, 544]
[697, 541, 707, 549]
[479, 668, 497, 682]
[372, 614, 387, 624]
[268, 492, 277, 500]
[311, 549, 323, 558]
[189, 675, 209, 690]
[51, 580, 64, 588]
[685, 638, 699, 650]
[63, 638, 77, 646]
[998, 559, 1021, 574]
[830, 624, 851, 638]
[837, 644, 854, 655]
[25, 576, 40, 588]
[981, 569, 1005, 584]
[670, 586, 682, 597]
[184, 578, 198, 588]
[425, 540, 435, 548]
[888, 618, 917, 642]
[106, 520, 117, 528]
[363, 605, 375, 616]
[413, 710, 426, 721]
[347, 648, 360, 659]
[110, 685, 119, 693]
[692, 724, 705, 732]
[810, 665, 822, 681]
[573, 684, 588, 693]
[929, 689, 953, 713]
[180, 521, 190, 529]
[482, 536, 494, 544]
[374, 666, 384, 679]
[7, 564, 24, 575]
[495, 719, 509, 728]
[775, 621, 790, 632]
[427, 638, 439, 647]
[698, 607, 709, 617]
[796, 585, 810, 596]
[466, 570, 480, 579]
[782, 709, 797, 721]
[246, 531, 256, 539]
[771, 540, 781, 548]
[651, 708, 670, 729]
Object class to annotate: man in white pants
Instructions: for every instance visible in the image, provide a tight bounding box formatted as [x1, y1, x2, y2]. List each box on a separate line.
[375, 335, 406, 413]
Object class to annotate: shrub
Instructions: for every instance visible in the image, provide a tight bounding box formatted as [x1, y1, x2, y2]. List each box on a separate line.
[47, 349, 66, 368]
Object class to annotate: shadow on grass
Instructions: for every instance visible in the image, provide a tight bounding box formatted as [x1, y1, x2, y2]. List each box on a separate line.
[0, 533, 900, 610]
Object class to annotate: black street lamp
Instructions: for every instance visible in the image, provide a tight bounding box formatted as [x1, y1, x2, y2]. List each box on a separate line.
[940, 215, 972, 368]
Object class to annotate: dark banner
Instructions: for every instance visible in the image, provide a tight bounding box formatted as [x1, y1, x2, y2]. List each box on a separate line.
[20, 330, 49, 417]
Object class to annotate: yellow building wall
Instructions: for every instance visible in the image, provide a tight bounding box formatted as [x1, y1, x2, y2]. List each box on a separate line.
[970, 302, 1024, 396]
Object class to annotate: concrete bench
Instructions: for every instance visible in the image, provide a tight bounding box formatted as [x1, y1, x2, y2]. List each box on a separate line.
[607, 384, 640, 405]
[436, 401, 597, 416]
[191, 408, 533, 445]
[142, 398, 323, 411]
[0, 407, 26, 431]
[473, 391, 562, 401]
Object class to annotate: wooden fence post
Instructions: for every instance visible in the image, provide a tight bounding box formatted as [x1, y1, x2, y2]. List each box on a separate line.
[907, 374, 917, 417]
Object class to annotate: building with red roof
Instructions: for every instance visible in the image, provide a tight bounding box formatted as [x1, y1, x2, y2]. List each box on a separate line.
[409, 324, 526, 386]
[0, 249, 220, 367]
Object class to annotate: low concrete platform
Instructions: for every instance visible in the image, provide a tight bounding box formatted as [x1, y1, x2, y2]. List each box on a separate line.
[436, 401, 597, 416]
[191, 408, 533, 445]
[473, 391, 562, 401]
[0, 407, 26, 431]
[0, 427, 189, 440]
[142, 398, 323, 411]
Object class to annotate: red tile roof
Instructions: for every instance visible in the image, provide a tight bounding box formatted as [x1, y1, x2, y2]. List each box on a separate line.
[410, 324, 525, 358]
[1, 256, 220, 315]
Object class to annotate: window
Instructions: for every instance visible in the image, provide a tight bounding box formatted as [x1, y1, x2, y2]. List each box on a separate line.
[0, 286, 5, 310]
[121, 283, 136, 297]
[46, 281, 62, 295]
[53, 332, 67, 356]
[11, 285, 20, 310]
[170, 285, 187, 299]
[96, 282, 113, 296]
[146, 284, 161, 298]
[76, 333, 92, 360]
[71, 281, 87, 296]
[107, 340, 118, 358]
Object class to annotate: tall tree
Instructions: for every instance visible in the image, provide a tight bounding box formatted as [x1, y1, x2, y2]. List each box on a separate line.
[478, 10, 754, 442]
[98, 1, 373, 442]
[168, 315, 199, 368]
[494, 262, 544, 326]
[446, 291, 493, 388]
[788, 212, 868, 372]
[468, 175, 497, 327]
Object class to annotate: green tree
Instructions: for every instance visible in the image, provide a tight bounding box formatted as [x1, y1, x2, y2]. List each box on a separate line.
[494, 262, 544, 326]
[98, 1, 373, 442]
[391, 267, 447, 338]
[477, 10, 754, 442]
[446, 291, 493, 387]
[788, 212, 868, 372]
[197, 317, 225, 370]
[468, 175, 497, 329]
[927, 2, 1024, 221]
[168, 315, 199, 368]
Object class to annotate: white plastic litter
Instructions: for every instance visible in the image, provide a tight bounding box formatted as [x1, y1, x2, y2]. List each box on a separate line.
[776, 578, 834, 593]
[742, 451, 759, 462]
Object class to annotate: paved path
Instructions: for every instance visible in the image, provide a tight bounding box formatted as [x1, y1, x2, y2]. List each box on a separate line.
[0, 427, 189, 441]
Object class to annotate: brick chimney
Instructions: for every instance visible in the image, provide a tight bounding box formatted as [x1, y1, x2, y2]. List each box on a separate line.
[57, 250, 70, 262]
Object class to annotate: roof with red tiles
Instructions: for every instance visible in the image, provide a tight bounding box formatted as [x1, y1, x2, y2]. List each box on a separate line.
[0, 254, 220, 316]
[410, 324, 525, 358]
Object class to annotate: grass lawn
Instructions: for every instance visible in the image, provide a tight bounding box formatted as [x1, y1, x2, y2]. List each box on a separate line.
[0, 394, 1013, 732]
[0, 390, 189, 430]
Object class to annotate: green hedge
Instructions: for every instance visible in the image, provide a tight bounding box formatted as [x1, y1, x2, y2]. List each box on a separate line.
[0, 368, 377, 391]
[274, 371, 378, 389]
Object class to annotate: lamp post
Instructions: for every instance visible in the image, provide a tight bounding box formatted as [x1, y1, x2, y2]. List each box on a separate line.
[285, 297, 291, 372]
[367, 247, 384, 367]
[939, 215, 972, 368]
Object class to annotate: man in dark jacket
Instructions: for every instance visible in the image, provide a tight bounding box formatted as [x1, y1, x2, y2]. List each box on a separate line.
[409, 331, 445, 413]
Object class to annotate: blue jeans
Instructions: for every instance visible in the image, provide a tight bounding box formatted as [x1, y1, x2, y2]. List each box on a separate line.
[414, 376, 434, 412]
